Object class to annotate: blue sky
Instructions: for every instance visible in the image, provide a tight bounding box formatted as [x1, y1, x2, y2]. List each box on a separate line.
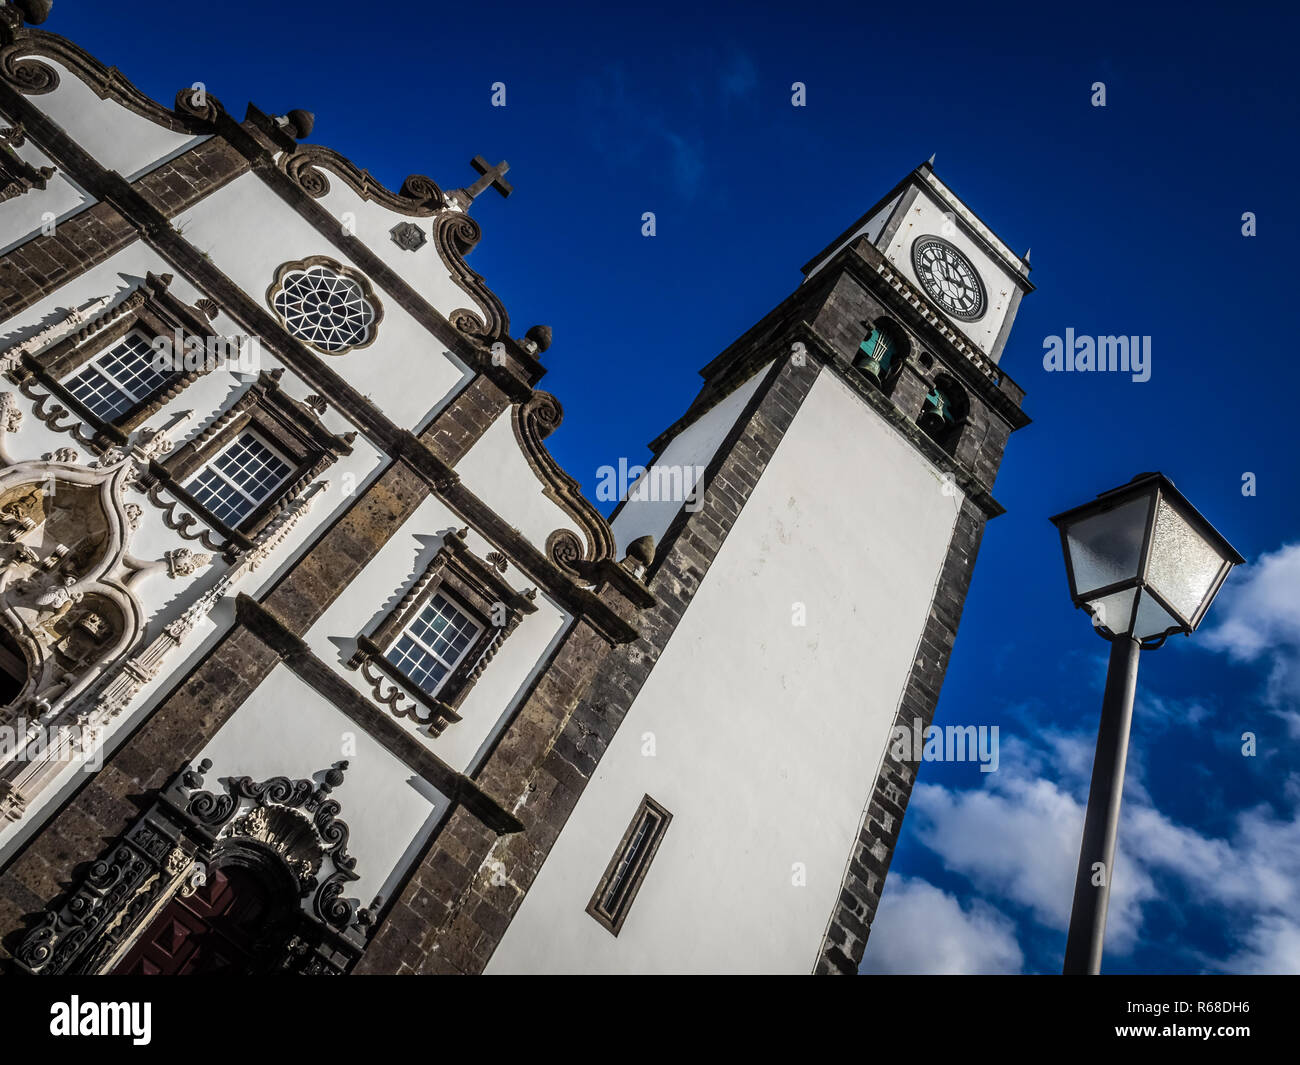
[55, 0, 1300, 972]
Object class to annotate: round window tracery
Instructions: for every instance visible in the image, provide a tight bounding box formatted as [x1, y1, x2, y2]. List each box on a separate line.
[268, 259, 381, 354]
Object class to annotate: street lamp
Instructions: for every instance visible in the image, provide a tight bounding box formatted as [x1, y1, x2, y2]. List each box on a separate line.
[1050, 472, 1244, 975]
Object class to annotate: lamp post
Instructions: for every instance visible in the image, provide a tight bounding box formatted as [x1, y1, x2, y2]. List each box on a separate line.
[1050, 473, 1244, 975]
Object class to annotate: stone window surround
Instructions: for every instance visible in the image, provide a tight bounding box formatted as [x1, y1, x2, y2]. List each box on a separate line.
[15, 272, 217, 443]
[585, 793, 673, 937]
[348, 528, 537, 736]
[152, 368, 354, 552]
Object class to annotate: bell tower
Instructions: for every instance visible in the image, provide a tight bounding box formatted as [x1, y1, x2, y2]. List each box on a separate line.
[485, 160, 1033, 974]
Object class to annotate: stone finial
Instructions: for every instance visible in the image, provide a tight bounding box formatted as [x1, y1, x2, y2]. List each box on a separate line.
[15, 1, 52, 24]
[523, 325, 552, 355]
[322, 760, 348, 792]
[625, 535, 656, 569]
[181, 758, 212, 790]
[277, 109, 315, 140]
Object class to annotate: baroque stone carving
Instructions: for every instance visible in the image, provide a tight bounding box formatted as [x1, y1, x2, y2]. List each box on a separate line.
[389, 221, 427, 251]
[513, 392, 616, 570]
[278, 144, 445, 215]
[12, 754, 375, 975]
[434, 212, 510, 341]
[0, 457, 146, 718]
[184, 759, 360, 928]
[164, 547, 212, 579]
[266, 255, 383, 355]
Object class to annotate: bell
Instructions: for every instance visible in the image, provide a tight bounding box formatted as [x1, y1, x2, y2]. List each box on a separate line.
[918, 386, 954, 439]
[853, 327, 894, 384]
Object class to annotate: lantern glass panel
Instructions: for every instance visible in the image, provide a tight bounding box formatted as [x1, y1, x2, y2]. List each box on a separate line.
[1087, 588, 1136, 636]
[1065, 496, 1150, 597]
[1146, 498, 1228, 622]
[1133, 589, 1182, 641]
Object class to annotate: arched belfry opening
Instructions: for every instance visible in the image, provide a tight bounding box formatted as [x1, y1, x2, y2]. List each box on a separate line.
[852, 318, 908, 396]
[917, 373, 969, 456]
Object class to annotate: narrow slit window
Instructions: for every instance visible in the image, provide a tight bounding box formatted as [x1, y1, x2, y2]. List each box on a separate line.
[184, 430, 293, 528]
[383, 592, 482, 699]
[587, 795, 672, 935]
[62, 331, 178, 422]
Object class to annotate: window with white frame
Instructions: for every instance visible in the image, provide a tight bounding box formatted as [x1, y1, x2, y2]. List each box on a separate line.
[184, 430, 293, 528]
[62, 331, 178, 421]
[383, 592, 481, 698]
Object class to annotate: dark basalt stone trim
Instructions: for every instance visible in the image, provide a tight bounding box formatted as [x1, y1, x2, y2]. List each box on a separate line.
[234, 594, 523, 836]
[0, 27, 212, 135]
[368, 354, 822, 975]
[0, 81, 633, 645]
[0, 450, 437, 958]
[420, 373, 510, 467]
[0, 137, 248, 318]
[687, 242, 1029, 448]
[814, 496, 988, 975]
[807, 325, 1006, 519]
[513, 391, 616, 567]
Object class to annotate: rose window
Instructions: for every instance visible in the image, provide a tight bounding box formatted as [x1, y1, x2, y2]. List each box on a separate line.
[270, 261, 379, 353]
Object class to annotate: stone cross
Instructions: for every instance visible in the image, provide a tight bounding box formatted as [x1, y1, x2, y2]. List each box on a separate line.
[455, 156, 512, 206]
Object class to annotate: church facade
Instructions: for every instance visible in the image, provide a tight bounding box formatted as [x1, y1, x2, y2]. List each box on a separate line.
[0, 2, 1031, 975]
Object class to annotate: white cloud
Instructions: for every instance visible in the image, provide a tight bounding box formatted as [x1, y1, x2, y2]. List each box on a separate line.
[1216, 914, 1300, 975]
[861, 876, 1024, 975]
[902, 720, 1300, 971]
[1203, 541, 1300, 715]
[909, 774, 1157, 954]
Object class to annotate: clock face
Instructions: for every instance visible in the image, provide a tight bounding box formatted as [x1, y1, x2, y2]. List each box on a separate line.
[911, 237, 986, 322]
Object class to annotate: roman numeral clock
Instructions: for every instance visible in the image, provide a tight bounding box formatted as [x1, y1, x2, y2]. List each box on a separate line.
[912, 236, 987, 322]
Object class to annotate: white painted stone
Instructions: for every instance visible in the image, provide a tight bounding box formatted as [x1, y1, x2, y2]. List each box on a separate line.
[488, 368, 962, 974]
[195, 663, 449, 907]
[611, 362, 770, 559]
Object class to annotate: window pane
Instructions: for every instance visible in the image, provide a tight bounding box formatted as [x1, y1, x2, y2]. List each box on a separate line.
[1145, 499, 1227, 622]
[185, 432, 292, 527]
[64, 333, 175, 421]
[385, 634, 450, 695]
[409, 594, 478, 662]
[65, 366, 132, 420]
[384, 593, 480, 698]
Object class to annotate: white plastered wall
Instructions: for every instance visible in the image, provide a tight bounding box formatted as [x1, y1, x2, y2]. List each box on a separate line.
[455, 409, 587, 559]
[170, 172, 472, 432]
[195, 662, 449, 909]
[488, 368, 963, 974]
[610, 362, 770, 559]
[300, 492, 572, 775]
[20, 55, 207, 183]
[0, 240, 389, 862]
